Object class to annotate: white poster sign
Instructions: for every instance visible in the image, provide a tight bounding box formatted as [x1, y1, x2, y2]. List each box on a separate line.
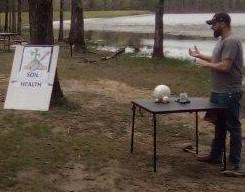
[4, 45, 59, 111]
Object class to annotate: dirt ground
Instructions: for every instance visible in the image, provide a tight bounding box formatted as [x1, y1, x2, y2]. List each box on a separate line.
[0, 50, 245, 192]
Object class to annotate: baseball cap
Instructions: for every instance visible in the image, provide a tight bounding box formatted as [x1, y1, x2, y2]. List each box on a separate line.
[206, 12, 231, 25]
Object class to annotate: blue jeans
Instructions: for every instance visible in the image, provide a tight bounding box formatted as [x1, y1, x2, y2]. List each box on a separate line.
[209, 91, 242, 165]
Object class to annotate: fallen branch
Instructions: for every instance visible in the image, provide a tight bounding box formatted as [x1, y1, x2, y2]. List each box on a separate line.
[80, 48, 126, 64]
[101, 48, 125, 60]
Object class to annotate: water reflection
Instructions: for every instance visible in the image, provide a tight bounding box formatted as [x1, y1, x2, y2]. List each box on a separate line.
[84, 30, 212, 59]
[85, 31, 150, 48]
[85, 30, 245, 60]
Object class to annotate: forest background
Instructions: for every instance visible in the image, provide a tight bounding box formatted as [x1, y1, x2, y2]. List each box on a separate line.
[0, 0, 244, 13]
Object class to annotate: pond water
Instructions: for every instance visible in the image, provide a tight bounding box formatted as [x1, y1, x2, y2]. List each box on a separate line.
[53, 13, 245, 59]
[54, 13, 245, 35]
[82, 13, 245, 37]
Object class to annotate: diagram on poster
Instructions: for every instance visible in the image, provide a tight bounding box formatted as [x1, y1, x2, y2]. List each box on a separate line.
[15, 46, 53, 88]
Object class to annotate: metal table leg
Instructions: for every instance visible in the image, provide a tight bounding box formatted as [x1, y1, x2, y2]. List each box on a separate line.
[130, 104, 136, 153]
[195, 112, 199, 154]
[153, 113, 157, 172]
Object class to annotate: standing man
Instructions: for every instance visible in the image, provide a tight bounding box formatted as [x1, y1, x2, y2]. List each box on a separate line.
[189, 13, 243, 171]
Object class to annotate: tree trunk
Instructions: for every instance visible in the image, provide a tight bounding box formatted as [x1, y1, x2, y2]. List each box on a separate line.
[28, 0, 63, 99]
[180, 0, 184, 11]
[165, 0, 168, 13]
[17, 0, 21, 34]
[152, 0, 164, 58]
[28, 0, 54, 44]
[69, 0, 86, 51]
[11, 0, 16, 32]
[4, 0, 9, 32]
[88, 0, 95, 10]
[51, 72, 63, 100]
[233, 0, 237, 9]
[58, 0, 64, 41]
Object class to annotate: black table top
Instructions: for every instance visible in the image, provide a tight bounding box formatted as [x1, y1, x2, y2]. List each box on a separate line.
[132, 97, 225, 114]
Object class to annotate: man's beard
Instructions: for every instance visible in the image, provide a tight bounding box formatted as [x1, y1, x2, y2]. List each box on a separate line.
[214, 30, 222, 38]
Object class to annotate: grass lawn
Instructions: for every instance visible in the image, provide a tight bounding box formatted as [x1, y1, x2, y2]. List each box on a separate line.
[0, 49, 245, 192]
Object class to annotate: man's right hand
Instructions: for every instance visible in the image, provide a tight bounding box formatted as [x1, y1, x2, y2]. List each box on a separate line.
[189, 46, 200, 58]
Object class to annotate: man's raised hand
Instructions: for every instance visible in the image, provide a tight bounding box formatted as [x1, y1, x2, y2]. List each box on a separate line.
[189, 46, 200, 58]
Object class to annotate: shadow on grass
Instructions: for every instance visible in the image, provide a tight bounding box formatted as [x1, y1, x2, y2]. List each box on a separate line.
[50, 97, 81, 111]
